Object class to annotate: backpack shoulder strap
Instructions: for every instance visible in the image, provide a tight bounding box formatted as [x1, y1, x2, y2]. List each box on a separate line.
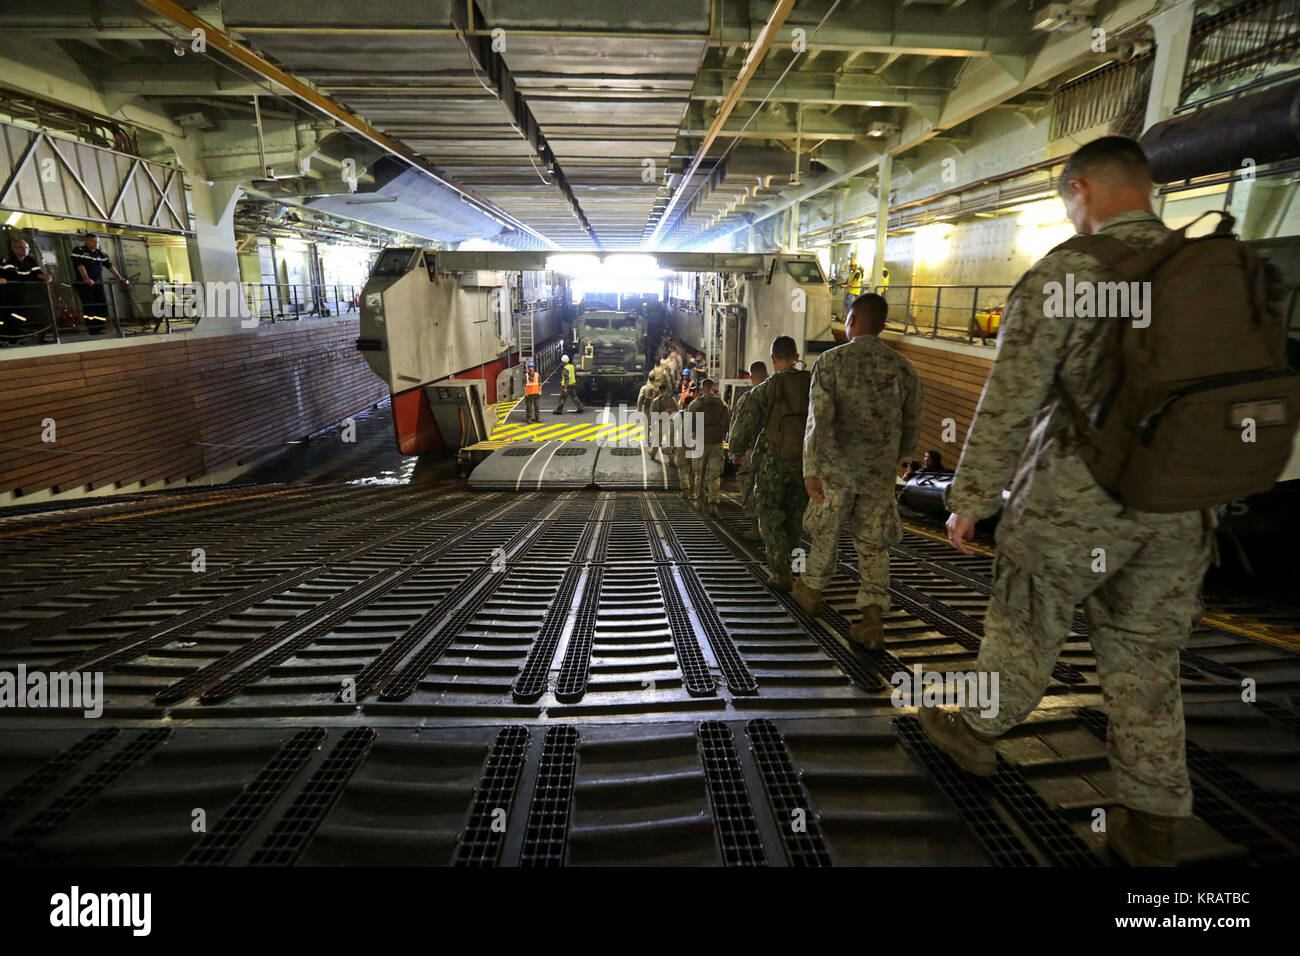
[759, 374, 783, 434]
[1053, 234, 1136, 273]
[1050, 212, 1233, 283]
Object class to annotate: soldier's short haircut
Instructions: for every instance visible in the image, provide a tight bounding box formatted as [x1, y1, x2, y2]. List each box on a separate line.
[770, 336, 798, 360]
[701, 378, 716, 390]
[851, 293, 888, 331]
[1059, 136, 1151, 192]
[749, 360, 768, 376]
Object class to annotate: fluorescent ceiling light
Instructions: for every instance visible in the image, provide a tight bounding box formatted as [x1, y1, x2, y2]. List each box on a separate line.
[603, 254, 659, 272]
[546, 254, 601, 275]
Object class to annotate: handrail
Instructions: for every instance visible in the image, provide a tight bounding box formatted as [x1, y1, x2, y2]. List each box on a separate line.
[0, 280, 369, 349]
[863, 283, 1015, 347]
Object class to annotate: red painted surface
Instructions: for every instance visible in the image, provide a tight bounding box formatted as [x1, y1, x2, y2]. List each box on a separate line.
[390, 386, 444, 455]
[452, 353, 514, 405]
[390, 344, 561, 454]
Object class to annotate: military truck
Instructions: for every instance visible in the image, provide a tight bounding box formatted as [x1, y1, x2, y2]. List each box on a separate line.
[574, 309, 647, 399]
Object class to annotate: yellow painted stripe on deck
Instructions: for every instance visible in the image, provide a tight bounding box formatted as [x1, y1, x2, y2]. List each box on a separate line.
[494, 399, 521, 424]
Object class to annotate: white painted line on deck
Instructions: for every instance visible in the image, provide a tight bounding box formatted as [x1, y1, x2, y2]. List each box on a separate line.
[533, 439, 567, 491]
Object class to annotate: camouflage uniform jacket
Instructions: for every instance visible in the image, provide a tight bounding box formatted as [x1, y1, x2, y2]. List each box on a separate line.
[726, 387, 755, 453]
[803, 335, 923, 496]
[649, 389, 683, 446]
[946, 209, 1177, 520]
[636, 382, 659, 417]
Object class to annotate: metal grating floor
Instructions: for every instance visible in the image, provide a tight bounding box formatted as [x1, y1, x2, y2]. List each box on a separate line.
[0, 484, 1297, 866]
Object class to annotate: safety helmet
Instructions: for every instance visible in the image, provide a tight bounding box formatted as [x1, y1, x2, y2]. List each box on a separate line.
[682, 369, 691, 376]
[562, 354, 570, 363]
[527, 361, 535, 367]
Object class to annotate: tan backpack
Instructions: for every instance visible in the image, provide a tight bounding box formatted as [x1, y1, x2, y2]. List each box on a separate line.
[1053, 211, 1299, 513]
[761, 368, 813, 464]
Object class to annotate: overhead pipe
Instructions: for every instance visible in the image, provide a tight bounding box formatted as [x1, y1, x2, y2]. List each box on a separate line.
[1141, 78, 1300, 184]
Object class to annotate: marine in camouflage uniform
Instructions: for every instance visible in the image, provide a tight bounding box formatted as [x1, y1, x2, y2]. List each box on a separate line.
[647, 386, 684, 476]
[799, 305, 923, 632]
[685, 381, 729, 515]
[727, 363, 769, 539]
[935, 204, 1217, 823]
[729, 353, 810, 587]
[635, 373, 660, 449]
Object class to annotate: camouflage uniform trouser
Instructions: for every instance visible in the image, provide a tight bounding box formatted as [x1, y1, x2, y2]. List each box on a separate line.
[738, 446, 764, 522]
[555, 384, 583, 412]
[691, 445, 725, 506]
[753, 454, 806, 574]
[672, 446, 693, 494]
[801, 481, 901, 611]
[958, 448, 1214, 817]
[524, 394, 540, 421]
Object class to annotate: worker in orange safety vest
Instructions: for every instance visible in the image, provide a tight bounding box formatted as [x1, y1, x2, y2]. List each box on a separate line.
[523, 361, 542, 422]
[679, 368, 698, 406]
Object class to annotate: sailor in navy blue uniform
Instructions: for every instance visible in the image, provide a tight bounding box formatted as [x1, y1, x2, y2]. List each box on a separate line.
[70, 233, 126, 333]
[0, 237, 53, 344]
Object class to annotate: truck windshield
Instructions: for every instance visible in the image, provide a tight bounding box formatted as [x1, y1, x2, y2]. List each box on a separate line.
[371, 248, 417, 278]
[612, 317, 638, 330]
[584, 318, 608, 329]
[785, 260, 825, 284]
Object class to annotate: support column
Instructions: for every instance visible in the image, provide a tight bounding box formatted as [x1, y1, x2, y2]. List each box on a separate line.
[161, 131, 253, 334]
[871, 154, 892, 291]
[789, 199, 800, 251]
[186, 177, 248, 333]
[1143, 0, 1196, 217]
[1142, 0, 1197, 133]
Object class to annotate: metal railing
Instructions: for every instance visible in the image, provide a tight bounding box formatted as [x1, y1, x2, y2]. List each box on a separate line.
[242, 282, 363, 321]
[878, 284, 1014, 346]
[0, 280, 366, 349]
[1050, 53, 1154, 142]
[1183, 0, 1300, 104]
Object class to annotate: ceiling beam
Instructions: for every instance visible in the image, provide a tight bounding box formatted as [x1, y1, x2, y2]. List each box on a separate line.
[688, 74, 946, 110]
[700, 0, 1157, 245]
[646, 0, 797, 247]
[126, 0, 557, 247]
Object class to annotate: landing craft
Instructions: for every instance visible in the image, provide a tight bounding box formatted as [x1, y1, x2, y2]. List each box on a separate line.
[356, 250, 836, 454]
[355, 248, 573, 454]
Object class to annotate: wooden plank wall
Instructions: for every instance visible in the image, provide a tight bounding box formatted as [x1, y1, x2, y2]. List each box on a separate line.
[0, 321, 389, 499]
[883, 337, 994, 466]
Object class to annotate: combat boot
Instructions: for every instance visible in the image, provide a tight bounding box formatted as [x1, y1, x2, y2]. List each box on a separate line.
[847, 605, 885, 649]
[791, 578, 822, 617]
[741, 526, 761, 542]
[705, 501, 718, 518]
[916, 706, 998, 776]
[1108, 807, 1180, 867]
[767, 570, 793, 592]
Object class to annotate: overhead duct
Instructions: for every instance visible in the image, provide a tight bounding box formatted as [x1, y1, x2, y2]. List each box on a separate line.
[1141, 79, 1300, 183]
[303, 157, 515, 244]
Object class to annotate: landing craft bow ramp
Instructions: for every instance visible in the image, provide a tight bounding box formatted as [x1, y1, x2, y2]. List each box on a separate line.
[468, 440, 682, 492]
